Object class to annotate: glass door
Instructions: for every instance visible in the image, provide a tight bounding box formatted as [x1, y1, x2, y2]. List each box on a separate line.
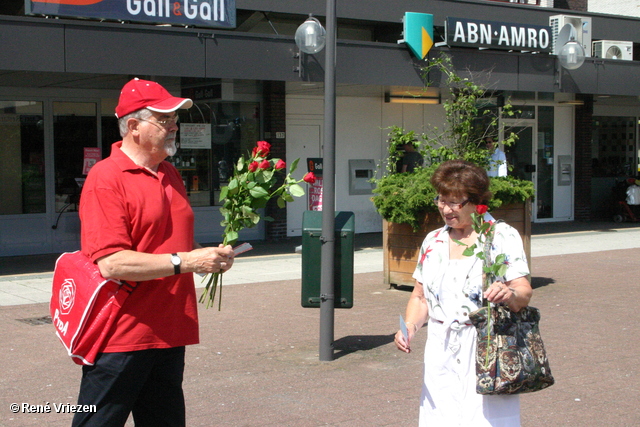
[0, 101, 46, 216]
[504, 123, 549, 221]
[0, 99, 100, 256]
[505, 126, 534, 182]
[0, 100, 47, 256]
[536, 107, 555, 220]
[504, 115, 555, 221]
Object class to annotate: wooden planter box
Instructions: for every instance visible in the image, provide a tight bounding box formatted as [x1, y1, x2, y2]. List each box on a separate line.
[383, 200, 532, 287]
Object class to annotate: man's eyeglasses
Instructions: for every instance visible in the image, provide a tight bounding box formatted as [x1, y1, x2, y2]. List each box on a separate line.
[139, 116, 179, 127]
[433, 196, 469, 210]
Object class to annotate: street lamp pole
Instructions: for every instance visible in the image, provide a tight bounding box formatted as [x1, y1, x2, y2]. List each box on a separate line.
[319, 0, 337, 362]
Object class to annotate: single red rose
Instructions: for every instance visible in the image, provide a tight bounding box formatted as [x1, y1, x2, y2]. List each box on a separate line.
[274, 159, 286, 170]
[259, 159, 270, 170]
[248, 161, 259, 172]
[252, 140, 271, 158]
[303, 172, 316, 184]
[476, 204, 489, 215]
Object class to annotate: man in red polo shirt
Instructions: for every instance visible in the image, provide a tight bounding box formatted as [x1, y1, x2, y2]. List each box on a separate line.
[73, 78, 235, 427]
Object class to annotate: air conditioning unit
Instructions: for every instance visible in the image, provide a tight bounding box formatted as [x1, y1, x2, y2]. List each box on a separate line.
[593, 40, 633, 61]
[550, 15, 592, 57]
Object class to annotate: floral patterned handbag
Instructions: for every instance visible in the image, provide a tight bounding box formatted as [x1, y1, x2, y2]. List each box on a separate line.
[464, 209, 554, 395]
[469, 304, 555, 395]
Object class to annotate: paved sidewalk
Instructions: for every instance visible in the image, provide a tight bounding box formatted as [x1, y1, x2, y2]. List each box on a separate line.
[1, 224, 639, 426]
[2, 224, 640, 307]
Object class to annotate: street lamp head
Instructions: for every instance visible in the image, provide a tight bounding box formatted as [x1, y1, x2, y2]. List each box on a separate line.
[556, 23, 586, 71]
[295, 15, 326, 54]
[558, 38, 585, 70]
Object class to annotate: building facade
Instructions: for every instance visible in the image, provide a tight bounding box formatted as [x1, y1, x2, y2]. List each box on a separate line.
[589, 0, 640, 18]
[1, 0, 639, 257]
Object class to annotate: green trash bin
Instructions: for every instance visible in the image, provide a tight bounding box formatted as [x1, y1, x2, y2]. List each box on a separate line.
[301, 211, 354, 308]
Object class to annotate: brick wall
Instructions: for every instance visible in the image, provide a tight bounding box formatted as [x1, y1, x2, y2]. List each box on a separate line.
[589, 1, 640, 17]
[553, 0, 587, 11]
[574, 94, 594, 221]
[262, 81, 289, 241]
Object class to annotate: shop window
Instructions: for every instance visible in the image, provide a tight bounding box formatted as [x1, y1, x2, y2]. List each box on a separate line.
[0, 101, 45, 215]
[538, 92, 555, 101]
[506, 105, 536, 120]
[591, 116, 637, 177]
[101, 115, 120, 158]
[174, 101, 260, 207]
[53, 102, 98, 213]
[502, 91, 536, 101]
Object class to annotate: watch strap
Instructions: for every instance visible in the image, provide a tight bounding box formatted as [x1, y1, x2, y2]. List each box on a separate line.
[171, 253, 181, 275]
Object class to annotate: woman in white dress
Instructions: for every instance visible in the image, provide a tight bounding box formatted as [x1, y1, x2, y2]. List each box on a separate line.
[394, 160, 532, 427]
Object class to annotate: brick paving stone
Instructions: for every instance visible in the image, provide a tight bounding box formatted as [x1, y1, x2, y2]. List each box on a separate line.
[1, 248, 639, 426]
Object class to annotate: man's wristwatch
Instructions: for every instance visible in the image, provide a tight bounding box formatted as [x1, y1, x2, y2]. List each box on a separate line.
[170, 253, 182, 275]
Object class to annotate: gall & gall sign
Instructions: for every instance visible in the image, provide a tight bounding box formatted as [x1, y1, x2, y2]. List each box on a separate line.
[25, 0, 236, 29]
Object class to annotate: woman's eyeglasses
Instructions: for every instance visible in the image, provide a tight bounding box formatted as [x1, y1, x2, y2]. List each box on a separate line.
[433, 196, 469, 210]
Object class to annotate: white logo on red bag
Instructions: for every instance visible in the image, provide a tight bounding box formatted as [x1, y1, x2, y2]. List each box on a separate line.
[59, 279, 76, 315]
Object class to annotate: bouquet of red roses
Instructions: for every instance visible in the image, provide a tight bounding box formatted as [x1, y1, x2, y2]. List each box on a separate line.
[200, 140, 316, 309]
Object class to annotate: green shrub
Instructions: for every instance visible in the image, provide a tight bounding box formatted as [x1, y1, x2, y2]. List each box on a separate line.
[372, 167, 535, 231]
[488, 176, 535, 210]
[371, 53, 535, 231]
[371, 166, 438, 230]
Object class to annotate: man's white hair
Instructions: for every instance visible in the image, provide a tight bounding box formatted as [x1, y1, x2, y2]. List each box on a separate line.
[118, 108, 153, 137]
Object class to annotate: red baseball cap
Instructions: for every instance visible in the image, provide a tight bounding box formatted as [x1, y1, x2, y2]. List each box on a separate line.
[115, 78, 193, 118]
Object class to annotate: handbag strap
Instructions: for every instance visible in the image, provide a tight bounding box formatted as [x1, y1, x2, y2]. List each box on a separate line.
[120, 280, 137, 294]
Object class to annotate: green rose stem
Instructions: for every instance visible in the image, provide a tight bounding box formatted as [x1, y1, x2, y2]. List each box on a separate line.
[457, 205, 508, 368]
[481, 228, 494, 369]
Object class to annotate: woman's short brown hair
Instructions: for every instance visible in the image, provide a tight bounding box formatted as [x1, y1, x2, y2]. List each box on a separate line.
[430, 159, 492, 205]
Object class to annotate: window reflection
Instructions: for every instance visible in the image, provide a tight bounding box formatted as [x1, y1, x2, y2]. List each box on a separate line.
[0, 101, 45, 215]
[174, 101, 260, 207]
[591, 116, 637, 177]
[53, 102, 98, 213]
[536, 106, 554, 219]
